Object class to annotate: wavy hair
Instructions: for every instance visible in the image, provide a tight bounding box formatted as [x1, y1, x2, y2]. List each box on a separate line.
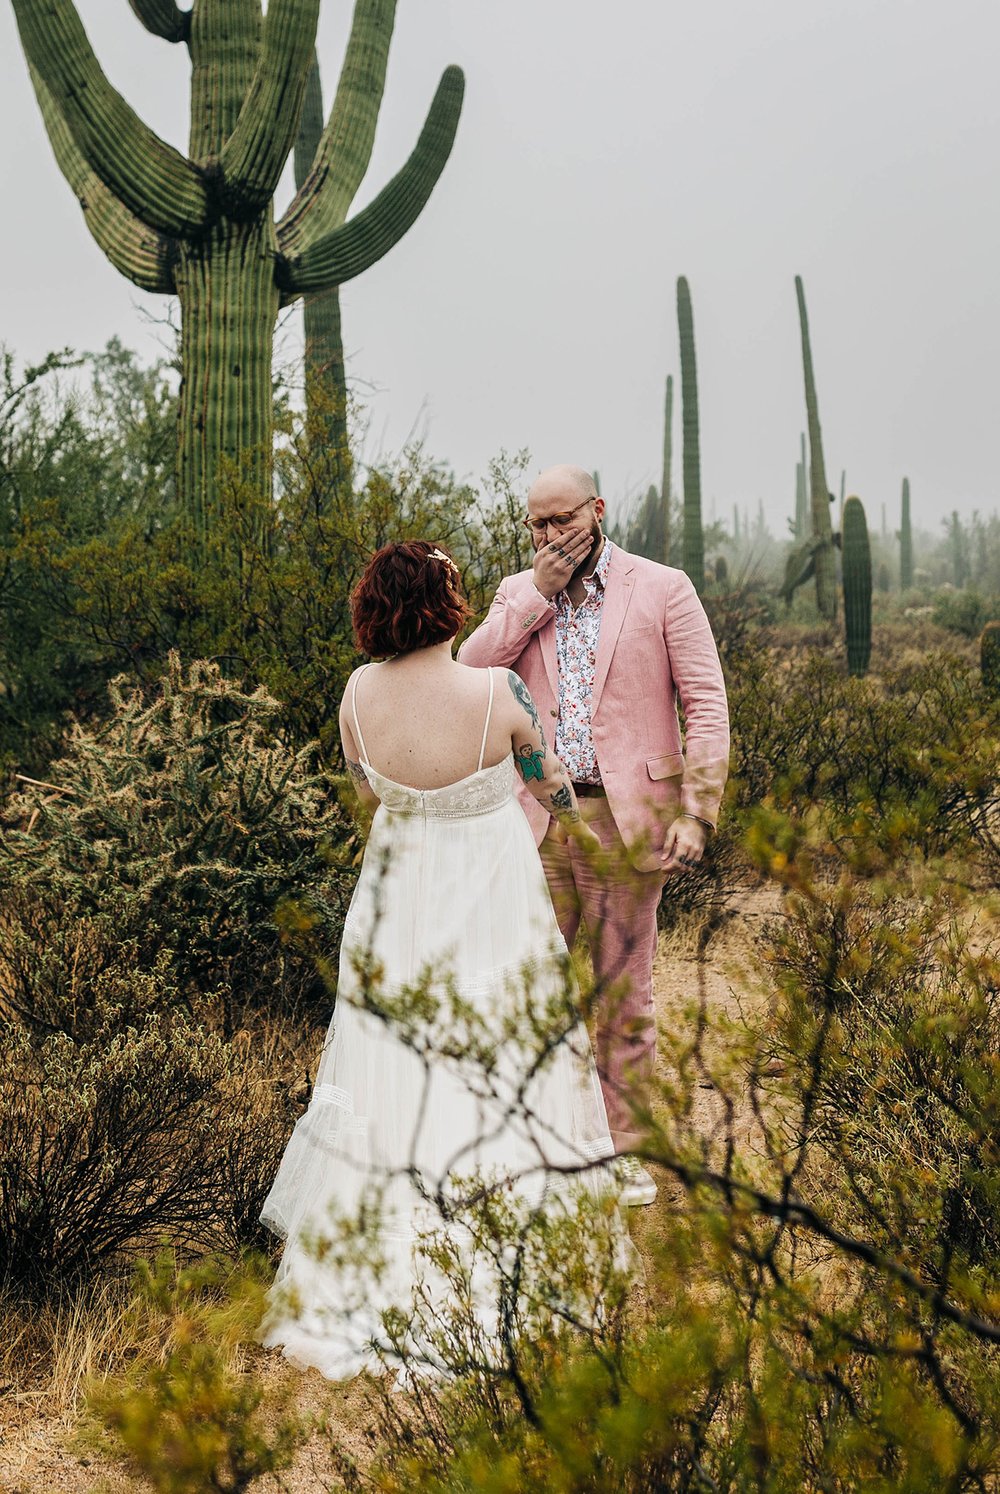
[350, 541, 471, 657]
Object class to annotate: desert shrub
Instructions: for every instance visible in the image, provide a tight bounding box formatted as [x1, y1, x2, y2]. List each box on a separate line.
[0, 951, 231, 1289]
[0, 914, 303, 1286]
[727, 644, 1000, 857]
[0, 341, 177, 771]
[762, 884, 1000, 1275]
[1, 352, 533, 769]
[91, 1248, 307, 1494]
[0, 653, 353, 1031]
[931, 587, 994, 638]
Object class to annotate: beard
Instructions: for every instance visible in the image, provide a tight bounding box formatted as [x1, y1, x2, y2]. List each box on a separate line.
[571, 522, 604, 579]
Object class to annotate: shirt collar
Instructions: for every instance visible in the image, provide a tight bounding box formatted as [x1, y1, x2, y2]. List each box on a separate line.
[591, 537, 613, 588]
[557, 537, 613, 607]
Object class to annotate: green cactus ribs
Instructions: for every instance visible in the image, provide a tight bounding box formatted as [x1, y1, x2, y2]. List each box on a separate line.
[174, 220, 279, 543]
[661, 373, 673, 565]
[842, 496, 872, 677]
[899, 478, 913, 590]
[676, 276, 704, 594]
[795, 276, 837, 620]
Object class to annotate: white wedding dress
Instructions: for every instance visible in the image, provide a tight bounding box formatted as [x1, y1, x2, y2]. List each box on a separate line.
[258, 667, 628, 1382]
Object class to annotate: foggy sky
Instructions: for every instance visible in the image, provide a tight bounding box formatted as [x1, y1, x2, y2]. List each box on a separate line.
[1, 0, 998, 539]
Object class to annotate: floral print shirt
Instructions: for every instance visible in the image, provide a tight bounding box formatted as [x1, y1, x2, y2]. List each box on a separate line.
[553, 539, 614, 784]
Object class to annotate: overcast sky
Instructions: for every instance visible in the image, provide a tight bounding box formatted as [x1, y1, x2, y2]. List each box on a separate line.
[2, 1, 997, 537]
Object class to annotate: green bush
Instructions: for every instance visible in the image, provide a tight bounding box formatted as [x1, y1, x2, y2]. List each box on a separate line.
[931, 587, 994, 639]
[726, 644, 1000, 859]
[0, 950, 231, 1289]
[92, 1249, 307, 1494]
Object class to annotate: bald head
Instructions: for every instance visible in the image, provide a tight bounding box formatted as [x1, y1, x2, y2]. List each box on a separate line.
[528, 464, 599, 506]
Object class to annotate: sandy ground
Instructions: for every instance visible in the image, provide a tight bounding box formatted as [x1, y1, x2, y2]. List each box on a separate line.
[0, 878, 780, 1494]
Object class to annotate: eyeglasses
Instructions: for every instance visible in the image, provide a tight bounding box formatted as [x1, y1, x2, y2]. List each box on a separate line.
[522, 497, 595, 534]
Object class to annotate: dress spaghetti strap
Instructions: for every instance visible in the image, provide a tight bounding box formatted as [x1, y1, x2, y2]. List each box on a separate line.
[477, 668, 496, 773]
[351, 665, 374, 766]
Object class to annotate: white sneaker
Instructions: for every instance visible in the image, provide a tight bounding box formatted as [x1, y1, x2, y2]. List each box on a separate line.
[615, 1156, 658, 1207]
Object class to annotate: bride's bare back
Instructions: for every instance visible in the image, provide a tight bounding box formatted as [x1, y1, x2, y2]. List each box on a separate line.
[339, 643, 590, 835]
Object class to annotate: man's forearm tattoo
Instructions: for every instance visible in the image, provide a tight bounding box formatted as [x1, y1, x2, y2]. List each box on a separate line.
[346, 757, 368, 788]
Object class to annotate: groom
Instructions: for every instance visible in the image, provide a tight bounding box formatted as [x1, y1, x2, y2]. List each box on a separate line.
[459, 465, 730, 1205]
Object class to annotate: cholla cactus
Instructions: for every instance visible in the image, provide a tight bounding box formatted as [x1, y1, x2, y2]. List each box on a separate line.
[676, 276, 704, 593]
[13, 0, 464, 538]
[795, 276, 836, 618]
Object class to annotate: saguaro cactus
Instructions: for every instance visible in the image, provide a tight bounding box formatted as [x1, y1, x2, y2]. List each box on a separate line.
[899, 477, 913, 589]
[794, 276, 836, 618]
[676, 276, 704, 593]
[842, 495, 872, 677]
[294, 52, 347, 482]
[794, 447, 807, 539]
[13, 0, 464, 539]
[980, 621, 1000, 695]
[661, 373, 673, 564]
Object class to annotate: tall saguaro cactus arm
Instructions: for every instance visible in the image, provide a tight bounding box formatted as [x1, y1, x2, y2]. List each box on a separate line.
[127, 0, 190, 44]
[31, 69, 175, 293]
[278, 65, 465, 294]
[219, 0, 321, 214]
[794, 274, 836, 620]
[12, 0, 207, 237]
[676, 276, 705, 594]
[661, 373, 673, 565]
[282, 0, 397, 253]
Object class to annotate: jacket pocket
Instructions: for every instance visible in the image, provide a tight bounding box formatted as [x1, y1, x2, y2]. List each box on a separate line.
[646, 752, 684, 781]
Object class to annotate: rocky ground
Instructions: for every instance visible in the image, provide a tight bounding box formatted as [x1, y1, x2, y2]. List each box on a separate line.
[0, 879, 780, 1494]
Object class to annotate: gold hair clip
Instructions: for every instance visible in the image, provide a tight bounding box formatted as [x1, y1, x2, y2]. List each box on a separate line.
[428, 547, 458, 571]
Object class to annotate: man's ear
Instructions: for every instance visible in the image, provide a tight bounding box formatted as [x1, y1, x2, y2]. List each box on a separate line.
[594, 497, 606, 523]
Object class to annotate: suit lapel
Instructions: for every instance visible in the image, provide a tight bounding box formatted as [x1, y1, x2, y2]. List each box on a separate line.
[539, 614, 559, 699]
[591, 546, 635, 715]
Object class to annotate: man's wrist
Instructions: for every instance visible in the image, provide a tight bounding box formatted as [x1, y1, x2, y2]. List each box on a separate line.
[680, 812, 714, 834]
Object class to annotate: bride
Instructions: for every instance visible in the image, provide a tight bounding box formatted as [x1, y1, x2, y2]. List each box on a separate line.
[258, 540, 631, 1382]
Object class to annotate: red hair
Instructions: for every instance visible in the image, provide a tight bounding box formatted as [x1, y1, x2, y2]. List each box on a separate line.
[351, 541, 471, 658]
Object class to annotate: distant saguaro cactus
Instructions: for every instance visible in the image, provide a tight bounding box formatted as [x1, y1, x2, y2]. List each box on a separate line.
[794, 276, 836, 618]
[794, 448, 807, 539]
[676, 276, 704, 593]
[661, 373, 673, 564]
[899, 478, 913, 589]
[714, 554, 729, 587]
[842, 496, 872, 676]
[980, 622, 1000, 695]
[13, 0, 464, 539]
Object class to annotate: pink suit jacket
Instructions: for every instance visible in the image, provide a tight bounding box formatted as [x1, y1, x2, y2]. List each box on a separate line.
[458, 545, 731, 870]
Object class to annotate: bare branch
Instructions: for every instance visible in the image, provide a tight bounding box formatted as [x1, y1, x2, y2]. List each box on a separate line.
[12, 0, 206, 237]
[277, 65, 464, 297]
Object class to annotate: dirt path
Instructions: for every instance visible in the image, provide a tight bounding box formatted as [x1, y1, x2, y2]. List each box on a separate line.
[0, 880, 780, 1494]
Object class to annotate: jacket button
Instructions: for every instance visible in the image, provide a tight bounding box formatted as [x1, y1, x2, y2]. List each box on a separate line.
[550, 709, 557, 717]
